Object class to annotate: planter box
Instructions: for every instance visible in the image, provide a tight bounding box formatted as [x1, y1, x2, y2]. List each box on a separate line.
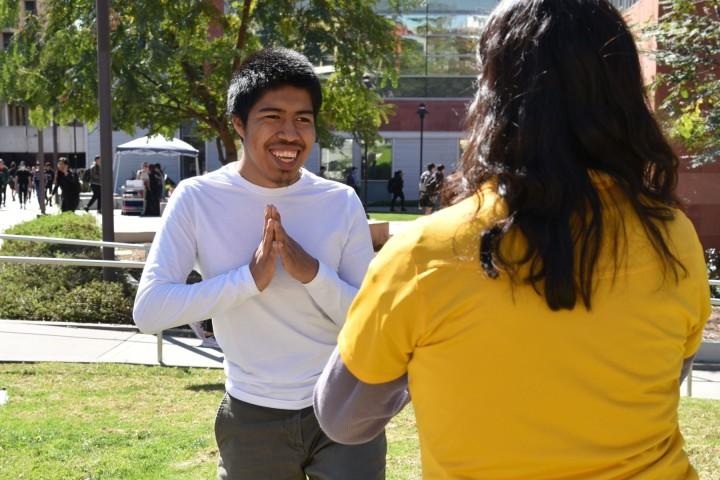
[696, 341, 720, 364]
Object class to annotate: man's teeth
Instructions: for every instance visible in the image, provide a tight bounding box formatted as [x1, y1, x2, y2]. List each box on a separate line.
[271, 151, 298, 162]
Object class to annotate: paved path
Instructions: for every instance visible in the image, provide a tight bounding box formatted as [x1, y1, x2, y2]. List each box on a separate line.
[0, 320, 223, 369]
[0, 320, 718, 399]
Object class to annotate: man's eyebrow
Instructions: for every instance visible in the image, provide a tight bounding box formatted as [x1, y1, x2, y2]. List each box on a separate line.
[256, 107, 314, 116]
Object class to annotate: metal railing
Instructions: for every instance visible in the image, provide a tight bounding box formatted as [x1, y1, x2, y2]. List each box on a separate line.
[1, 234, 719, 384]
[0, 234, 165, 364]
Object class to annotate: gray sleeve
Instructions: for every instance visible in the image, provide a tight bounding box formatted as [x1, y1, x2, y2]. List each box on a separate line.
[681, 354, 695, 383]
[313, 347, 410, 445]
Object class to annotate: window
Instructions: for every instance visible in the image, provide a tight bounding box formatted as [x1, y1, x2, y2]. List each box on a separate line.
[381, 1, 492, 98]
[364, 139, 393, 180]
[2, 32, 13, 50]
[24, 1, 37, 15]
[321, 139, 354, 181]
[8, 104, 28, 126]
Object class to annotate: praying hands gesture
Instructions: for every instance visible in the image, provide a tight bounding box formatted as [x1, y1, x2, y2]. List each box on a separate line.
[249, 204, 319, 291]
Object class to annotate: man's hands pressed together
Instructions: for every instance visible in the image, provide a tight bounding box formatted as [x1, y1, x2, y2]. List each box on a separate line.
[249, 204, 319, 291]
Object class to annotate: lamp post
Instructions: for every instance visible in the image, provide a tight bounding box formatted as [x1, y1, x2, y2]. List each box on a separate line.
[417, 103, 428, 181]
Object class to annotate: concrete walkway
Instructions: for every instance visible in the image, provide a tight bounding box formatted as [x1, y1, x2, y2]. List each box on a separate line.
[1, 319, 719, 400]
[0, 320, 223, 369]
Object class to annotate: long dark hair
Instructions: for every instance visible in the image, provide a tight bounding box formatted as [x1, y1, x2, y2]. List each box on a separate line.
[461, 0, 684, 310]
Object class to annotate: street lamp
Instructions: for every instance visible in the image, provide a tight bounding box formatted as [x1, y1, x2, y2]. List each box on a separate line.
[417, 103, 428, 180]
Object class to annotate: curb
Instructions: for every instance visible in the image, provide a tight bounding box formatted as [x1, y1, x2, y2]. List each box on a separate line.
[0, 319, 196, 338]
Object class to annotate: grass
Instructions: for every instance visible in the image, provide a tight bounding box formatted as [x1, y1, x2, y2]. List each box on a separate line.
[0, 363, 717, 479]
[368, 212, 422, 222]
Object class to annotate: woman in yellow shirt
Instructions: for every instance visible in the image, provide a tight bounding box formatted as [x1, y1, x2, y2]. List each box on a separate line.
[314, 0, 711, 478]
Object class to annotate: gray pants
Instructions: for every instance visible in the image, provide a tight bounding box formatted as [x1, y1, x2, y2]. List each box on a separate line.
[215, 393, 386, 480]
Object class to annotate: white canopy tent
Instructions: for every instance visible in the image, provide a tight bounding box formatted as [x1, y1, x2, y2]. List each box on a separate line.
[113, 135, 200, 193]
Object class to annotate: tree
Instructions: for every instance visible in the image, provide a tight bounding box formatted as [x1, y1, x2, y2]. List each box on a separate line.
[649, 0, 720, 166]
[0, 0, 400, 164]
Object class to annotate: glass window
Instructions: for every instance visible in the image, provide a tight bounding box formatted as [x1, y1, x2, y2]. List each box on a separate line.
[427, 55, 477, 75]
[377, 0, 496, 14]
[397, 37, 426, 75]
[24, 1, 36, 14]
[427, 35, 478, 56]
[8, 104, 28, 126]
[365, 140, 393, 180]
[321, 139, 354, 181]
[2, 32, 13, 50]
[393, 14, 486, 35]
[426, 76, 476, 97]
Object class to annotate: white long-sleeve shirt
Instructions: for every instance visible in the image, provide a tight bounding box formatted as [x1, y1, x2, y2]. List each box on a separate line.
[133, 163, 374, 409]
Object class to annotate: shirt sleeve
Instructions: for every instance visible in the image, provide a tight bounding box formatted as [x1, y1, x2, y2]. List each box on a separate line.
[133, 182, 260, 334]
[303, 192, 375, 327]
[338, 225, 427, 384]
[313, 347, 409, 445]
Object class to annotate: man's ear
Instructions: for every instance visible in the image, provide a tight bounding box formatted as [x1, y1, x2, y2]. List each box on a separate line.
[231, 116, 245, 141]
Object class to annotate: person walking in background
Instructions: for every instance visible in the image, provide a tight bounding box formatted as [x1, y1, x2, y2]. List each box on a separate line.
[430, 163, 445, 210]
[142, 163, 163, 217]
[32, 165, 43, 207]
[0, 159, 8, 207]
[318, 165, 327, 178]
[84, 155, 102, 213]
[44, 162, 54, 206]
[315, 0, 711, 478]
[133, 48, 382, 480]
[345, 166, 359, 194]
[53, 158, 81, 212]
[8, 162, 17, 202]
[418, 163, 435, 215]
[387, 170, 406, 212]
[15, 162, 31, 210]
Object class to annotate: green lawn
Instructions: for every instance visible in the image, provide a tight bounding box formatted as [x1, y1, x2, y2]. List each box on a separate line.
[369, 212, 423, 222]
[0, 363, 718, 479]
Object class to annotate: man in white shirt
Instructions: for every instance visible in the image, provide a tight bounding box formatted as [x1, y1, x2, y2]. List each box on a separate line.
[133, 48, 383, 479]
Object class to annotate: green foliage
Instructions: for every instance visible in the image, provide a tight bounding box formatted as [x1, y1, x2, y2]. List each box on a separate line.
[0, 0, 399, 163]
[0, 213, 135, 323]
[707, 248, 719, 298]
[647, 0, 720, 166]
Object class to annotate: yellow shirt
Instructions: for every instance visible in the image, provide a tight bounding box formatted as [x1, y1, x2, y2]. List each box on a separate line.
[339, 184, 710, 479]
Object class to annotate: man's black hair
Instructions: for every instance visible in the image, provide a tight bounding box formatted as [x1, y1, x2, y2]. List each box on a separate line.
[227, 48, 322, 126]
[427, 163, 435, 171]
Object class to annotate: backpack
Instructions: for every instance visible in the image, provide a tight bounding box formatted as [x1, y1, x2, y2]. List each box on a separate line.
[82, 168, 91, 183]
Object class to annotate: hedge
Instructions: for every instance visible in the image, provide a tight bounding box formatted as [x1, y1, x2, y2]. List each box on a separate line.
[0, 213, 135, 324]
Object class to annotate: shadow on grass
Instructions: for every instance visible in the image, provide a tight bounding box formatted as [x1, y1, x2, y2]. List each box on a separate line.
[186, 383, 225, 392]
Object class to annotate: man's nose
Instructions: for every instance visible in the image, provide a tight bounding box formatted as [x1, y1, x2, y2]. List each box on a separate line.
[276, 117, 301, 142]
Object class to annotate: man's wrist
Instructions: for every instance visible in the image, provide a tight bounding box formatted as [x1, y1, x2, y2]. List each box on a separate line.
[301, 259, 320, 284]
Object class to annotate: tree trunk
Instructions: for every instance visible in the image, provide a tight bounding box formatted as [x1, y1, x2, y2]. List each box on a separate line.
[217, 122, 238, 164]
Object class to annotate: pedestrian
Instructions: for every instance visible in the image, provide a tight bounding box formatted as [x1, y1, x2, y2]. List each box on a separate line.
[133, 47, 381, 479]
[8, 162, 17, 202]
[387, 170, 406, 212]
[84, 155, 102, 213]
[318, 165, 327, 178]
[430, 163, 445, 209]
[345, 166, 358, 194]
[141, 163, 163, 216]
[314, 0, 711, 478]
[44, 162, 54, 206]
[418, 163, 436, 214]
[52, 157, 81, 212]
[15, 162, 31, 210]
[0, 159, 8, 207]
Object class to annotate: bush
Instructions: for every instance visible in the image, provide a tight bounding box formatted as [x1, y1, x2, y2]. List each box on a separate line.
[707, 248, 719, 298]
[0, 213, 136, 324]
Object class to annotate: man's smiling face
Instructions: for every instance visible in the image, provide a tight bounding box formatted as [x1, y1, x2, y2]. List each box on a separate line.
[233, 85, 316, 188]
